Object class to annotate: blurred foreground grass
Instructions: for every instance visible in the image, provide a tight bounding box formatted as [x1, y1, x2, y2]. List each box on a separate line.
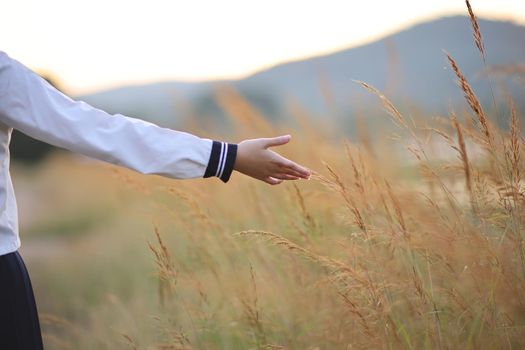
[13, 84, 525, 348]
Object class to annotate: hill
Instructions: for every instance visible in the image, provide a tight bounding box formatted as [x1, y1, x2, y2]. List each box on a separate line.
[79, 16, 525, 126]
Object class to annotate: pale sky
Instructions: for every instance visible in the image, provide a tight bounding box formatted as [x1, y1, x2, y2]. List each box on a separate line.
[2, 0, 524, 94]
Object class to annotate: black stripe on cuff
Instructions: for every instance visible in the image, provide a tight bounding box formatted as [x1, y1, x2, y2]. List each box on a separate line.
[204, 140, 222, 178]
[219, 143, 237, 183]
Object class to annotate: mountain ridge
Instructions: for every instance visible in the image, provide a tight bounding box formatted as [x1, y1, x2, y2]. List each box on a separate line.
[79, 15, 525, 126]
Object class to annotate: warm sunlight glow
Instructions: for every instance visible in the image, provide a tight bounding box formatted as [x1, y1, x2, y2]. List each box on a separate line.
[2, 0, 524, 94]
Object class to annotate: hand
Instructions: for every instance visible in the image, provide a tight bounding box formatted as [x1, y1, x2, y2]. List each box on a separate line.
[234, 135, 311, 185]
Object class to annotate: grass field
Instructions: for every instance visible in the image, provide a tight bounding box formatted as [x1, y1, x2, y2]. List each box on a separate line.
[14, 7, 525, 350]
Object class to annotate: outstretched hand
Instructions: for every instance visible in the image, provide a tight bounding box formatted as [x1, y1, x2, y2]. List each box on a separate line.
[233, 135, 311, 185]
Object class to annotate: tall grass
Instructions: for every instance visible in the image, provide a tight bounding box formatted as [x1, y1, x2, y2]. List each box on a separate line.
[21, 4, 525, 349]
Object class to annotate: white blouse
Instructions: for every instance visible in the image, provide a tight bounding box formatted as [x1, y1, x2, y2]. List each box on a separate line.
[0, 52, 237, 256]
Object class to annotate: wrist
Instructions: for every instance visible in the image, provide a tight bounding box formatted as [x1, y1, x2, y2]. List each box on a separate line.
[233, 142, 245, 172]
[203, 141, 238, 183]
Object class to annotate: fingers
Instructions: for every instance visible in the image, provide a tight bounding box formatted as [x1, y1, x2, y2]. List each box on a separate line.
[262, 135, 291, 149]
[288, 163, 311, 178]
[261, 170, 310, 185]
[260, 135, 311, 178]
[273, 173, 301, 180]
[263, 176, 283, 185]
[278, 160, 311, 179]
[262, 170, 307, 184]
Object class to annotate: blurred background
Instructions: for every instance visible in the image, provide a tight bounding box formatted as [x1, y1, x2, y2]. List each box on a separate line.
[4, 0, 525, 160]
[2, 1, 525, 349]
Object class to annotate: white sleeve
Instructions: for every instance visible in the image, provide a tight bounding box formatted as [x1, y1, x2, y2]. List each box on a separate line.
[0, 52, 237, 182]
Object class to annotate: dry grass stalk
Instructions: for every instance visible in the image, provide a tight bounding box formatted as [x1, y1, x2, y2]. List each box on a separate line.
[461, 110, 483, 141]
[450, 113, 476, 212]
[289, 219, 313, 247]
[502, 102, 524, 246]
[148, 227, 177, 306]
[356, 80, 429, 166]
[384, 181, 410, 240]
[151, 317, 192, 350]
[509, 103, 521, 188]
[427, 126, 453, 144]
[323, 162, 369, 237]
[378, 190, 396, 236]
[292, 182, 316, 231]
[465, 0, 486, 61]
[345, 142, 366, 200]
[120, 333, 139, 350]
[235, 230, 367, 286]
[421, 192, 460, 239]
[446, 54, 494, 150]
[239, 264, 267, 346]
[356, 81, 408, 130]
[337, 290, 374, 338]
[465, 0, 504, 132]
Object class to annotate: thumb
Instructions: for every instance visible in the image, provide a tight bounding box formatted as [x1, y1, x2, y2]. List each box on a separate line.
[263, 135, 291, 149]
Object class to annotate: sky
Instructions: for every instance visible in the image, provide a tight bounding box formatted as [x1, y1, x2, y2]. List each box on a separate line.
[2, 0, 524, 95]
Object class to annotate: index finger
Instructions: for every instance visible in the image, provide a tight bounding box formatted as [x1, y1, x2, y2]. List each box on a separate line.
[281, 160, 310, 178]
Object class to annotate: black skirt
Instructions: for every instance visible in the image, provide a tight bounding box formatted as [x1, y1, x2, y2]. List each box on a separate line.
[0, 250, 44, 350]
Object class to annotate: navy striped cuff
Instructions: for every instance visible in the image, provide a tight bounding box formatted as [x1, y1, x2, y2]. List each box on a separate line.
[204, 141, 238, 183]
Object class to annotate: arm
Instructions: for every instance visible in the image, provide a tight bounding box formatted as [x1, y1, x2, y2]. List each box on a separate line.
[0, 52, 235, 182]
[0, 52, 310, 184]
